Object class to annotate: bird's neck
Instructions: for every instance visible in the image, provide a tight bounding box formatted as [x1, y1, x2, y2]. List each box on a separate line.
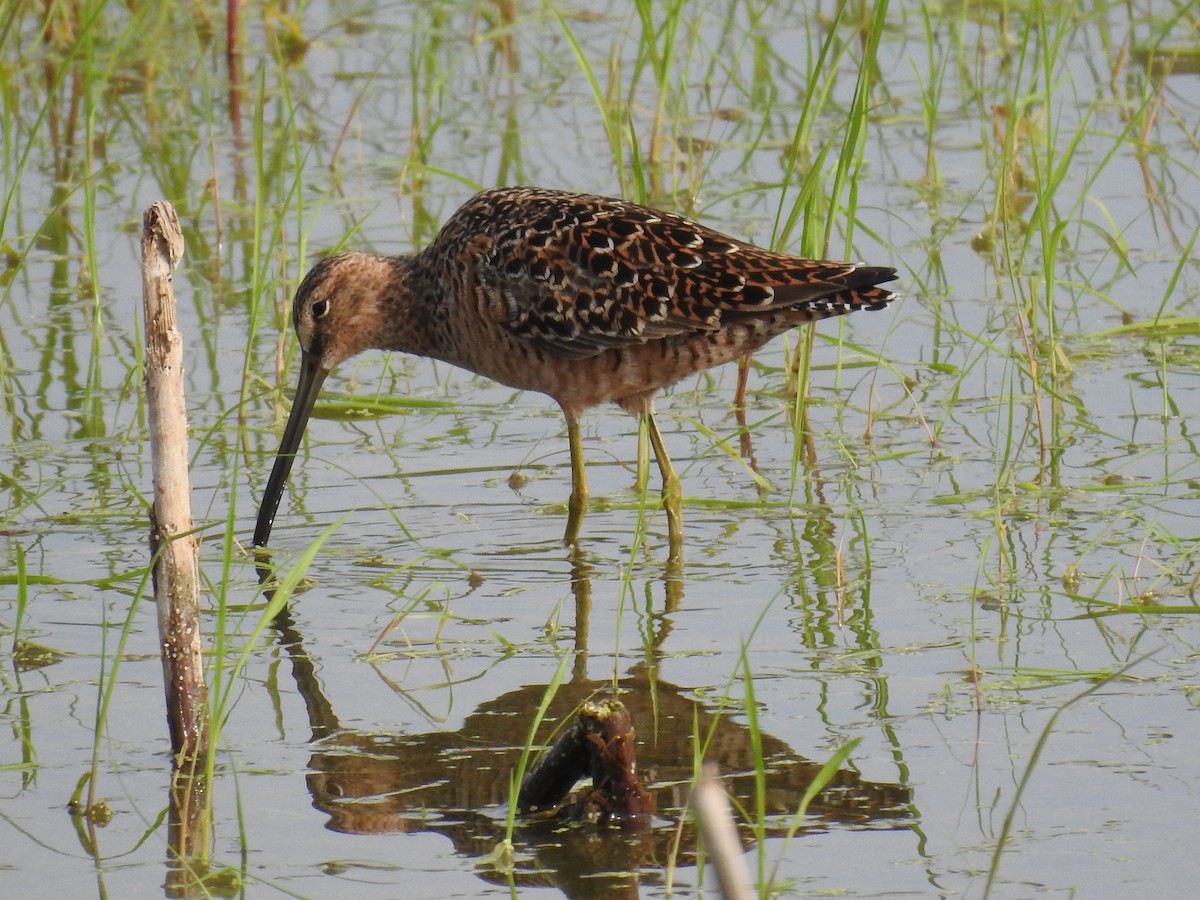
[371, 254, 449, 360]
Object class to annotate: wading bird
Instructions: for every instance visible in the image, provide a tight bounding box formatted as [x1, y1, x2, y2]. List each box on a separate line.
[254, 187, 897, 560]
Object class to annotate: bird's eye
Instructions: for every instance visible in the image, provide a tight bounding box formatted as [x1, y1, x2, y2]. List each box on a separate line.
[312, 298, 331, 319]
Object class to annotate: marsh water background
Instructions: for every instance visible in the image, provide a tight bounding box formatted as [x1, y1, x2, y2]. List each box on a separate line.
[2, 1, 1199, 897]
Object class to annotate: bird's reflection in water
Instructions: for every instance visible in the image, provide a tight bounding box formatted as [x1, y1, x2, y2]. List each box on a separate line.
[268, 556, 913, 897]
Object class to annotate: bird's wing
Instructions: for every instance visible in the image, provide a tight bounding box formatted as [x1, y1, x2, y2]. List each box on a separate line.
[464, 190, 894, 360]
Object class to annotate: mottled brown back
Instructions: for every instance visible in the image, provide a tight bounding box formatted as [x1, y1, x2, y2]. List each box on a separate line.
[426, 188, 897, 361]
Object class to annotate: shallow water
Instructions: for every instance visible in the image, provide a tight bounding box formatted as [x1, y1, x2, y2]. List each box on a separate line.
[2, 1, 1199, 897]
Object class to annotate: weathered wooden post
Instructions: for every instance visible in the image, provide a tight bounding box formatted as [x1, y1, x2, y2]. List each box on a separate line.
[142, 200, 207, 759]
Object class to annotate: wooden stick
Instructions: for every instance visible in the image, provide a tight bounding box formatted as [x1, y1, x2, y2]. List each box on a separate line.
[693, 763, 752, 900]
[142, 201, 207, 759]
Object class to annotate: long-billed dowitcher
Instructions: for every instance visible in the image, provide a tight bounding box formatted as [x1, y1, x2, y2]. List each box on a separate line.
[254, 187, 896, 558]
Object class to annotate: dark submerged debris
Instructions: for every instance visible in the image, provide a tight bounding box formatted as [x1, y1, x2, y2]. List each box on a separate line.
[518, 698, 655, 827]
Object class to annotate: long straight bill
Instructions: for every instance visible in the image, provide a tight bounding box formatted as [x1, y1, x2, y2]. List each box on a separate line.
[253, 352, 329, 548]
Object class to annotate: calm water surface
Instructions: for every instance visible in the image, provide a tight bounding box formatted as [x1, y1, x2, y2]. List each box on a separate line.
[2, 1, 1199, 897]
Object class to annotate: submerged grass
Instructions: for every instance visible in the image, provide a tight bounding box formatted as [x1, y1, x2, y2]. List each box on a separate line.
[982, 652, 1156, 899]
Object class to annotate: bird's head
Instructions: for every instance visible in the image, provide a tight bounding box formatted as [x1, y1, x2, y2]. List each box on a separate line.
[254, 251, 395, 550]
[292, 251, 395, 373]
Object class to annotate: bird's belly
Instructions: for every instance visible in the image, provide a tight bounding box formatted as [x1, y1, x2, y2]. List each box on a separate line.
[446, 317, 783, 418]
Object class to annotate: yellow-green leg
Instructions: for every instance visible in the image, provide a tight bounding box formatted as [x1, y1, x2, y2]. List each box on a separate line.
[564, 415, 589, 547]
[644, 412, 684, 563]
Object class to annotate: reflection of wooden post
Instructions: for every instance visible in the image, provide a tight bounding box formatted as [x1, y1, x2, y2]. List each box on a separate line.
[166, 761, 211, 892]
[142, 201, 207, 760]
